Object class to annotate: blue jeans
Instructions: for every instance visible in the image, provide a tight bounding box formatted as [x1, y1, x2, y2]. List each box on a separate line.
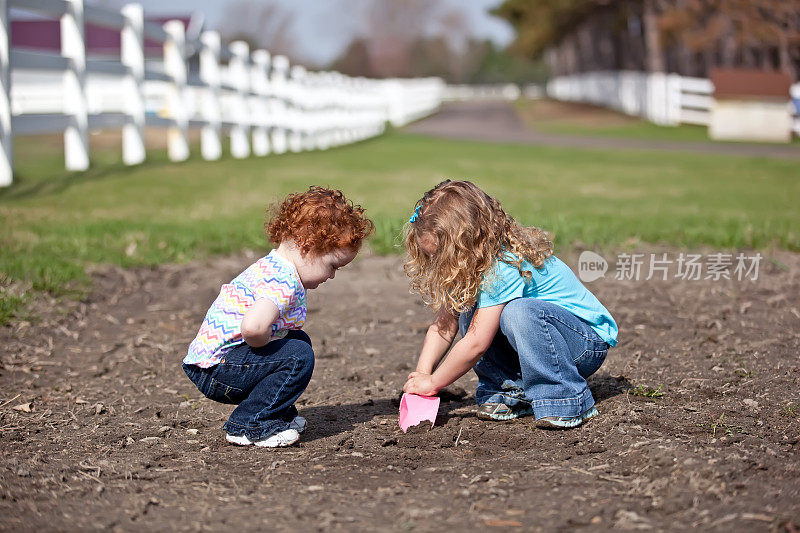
[459, 298, 609, 419]
[182, 330, 314, 441]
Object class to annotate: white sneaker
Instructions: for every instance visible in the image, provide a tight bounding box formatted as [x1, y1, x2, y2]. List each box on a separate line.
[289, 416, 307, 434]
[226, 433, 253, 446]
[254, 428, 300, 448]
[226, 422, 303, 447]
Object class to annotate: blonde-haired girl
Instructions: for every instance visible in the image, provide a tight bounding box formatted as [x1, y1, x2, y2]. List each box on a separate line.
[403, 180, 617, 429]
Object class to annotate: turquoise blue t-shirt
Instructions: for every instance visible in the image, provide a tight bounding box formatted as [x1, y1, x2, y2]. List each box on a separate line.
[477, 253, 618, 346]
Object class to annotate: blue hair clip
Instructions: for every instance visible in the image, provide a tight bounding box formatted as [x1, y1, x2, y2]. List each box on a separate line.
[409, 205, 422, 223]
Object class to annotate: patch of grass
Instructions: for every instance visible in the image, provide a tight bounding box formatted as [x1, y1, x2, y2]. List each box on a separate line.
[2, 129, 799, 321]
[371, 217, 408, 255]
[628, 384, 664, 400]
[0, 290, 25, 324]
[709, 413, 749, 437]
[782, 403, 798, 418]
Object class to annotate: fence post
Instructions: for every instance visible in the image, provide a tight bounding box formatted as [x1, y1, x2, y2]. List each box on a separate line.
[325, 74, 339, 145]
[344, 76, 358, 145]
[0, 0, 11, 186]
[121, 3, 145, 165]
[288, 64, 305, 153]
[163, 20, 189, 162]
[61, 0, 89, 171]
[199, 30, 221, 160]
[270, 55, 289, 154]
[303, 71, 318, 151]
[666, 74, 682, 126]
[250, 49, 270, 157]
[228, 40, 250, 159]
[646, 72, 669, 126]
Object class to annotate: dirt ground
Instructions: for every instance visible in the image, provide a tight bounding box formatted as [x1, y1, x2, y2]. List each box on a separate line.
[1, 243, 799, 532]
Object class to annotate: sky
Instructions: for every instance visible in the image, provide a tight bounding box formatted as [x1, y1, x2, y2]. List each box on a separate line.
[88, 0, 515, 66]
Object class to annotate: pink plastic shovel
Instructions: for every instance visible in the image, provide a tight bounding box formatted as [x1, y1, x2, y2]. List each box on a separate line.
[399, 393, 440, 432]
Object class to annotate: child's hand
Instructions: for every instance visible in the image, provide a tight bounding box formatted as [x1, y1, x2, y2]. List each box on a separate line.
[403, 371, 439, 397]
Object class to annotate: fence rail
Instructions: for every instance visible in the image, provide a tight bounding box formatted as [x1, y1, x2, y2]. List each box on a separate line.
[546, 71, 800, 135]
[0, 0, 445, 186]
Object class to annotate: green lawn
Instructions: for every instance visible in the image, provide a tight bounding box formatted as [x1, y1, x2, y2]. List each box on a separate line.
[516, 99, 800, 145]
[1, 130, 798, 322]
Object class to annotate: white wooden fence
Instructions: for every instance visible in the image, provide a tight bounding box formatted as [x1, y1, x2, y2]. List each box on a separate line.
[0, 0, 445, 187]
[546, 71, 800, 135]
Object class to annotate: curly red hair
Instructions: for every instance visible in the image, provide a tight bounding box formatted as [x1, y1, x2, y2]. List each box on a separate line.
[266, 186, 374, 256]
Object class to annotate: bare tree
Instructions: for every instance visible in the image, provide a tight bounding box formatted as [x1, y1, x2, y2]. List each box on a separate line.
[659, 0, 800, 78]
[643, 0, 664, 72]
[436, 7, 472, 53]
[355, 0, 484, 78]
[362, 0, 444, 77]
[218, 0, 299, 63]
[495, 0, 800, 79]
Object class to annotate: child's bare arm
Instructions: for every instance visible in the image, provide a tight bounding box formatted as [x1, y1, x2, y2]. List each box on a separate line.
[414, 309, 459, 374]
[241, 299, 280, 348]
[405, 304, 504, 395]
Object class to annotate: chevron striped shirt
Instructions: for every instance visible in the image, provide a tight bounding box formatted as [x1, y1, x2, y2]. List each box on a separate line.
[184, 250, 307, 368]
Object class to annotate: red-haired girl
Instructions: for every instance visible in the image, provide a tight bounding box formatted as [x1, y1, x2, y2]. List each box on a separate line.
[184, 186, 373, 447]
[403, 180, 617, 429]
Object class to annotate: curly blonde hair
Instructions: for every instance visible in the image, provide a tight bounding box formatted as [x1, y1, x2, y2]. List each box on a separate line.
[404, 180, 553, 314]
[266, 186, 374, 256]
